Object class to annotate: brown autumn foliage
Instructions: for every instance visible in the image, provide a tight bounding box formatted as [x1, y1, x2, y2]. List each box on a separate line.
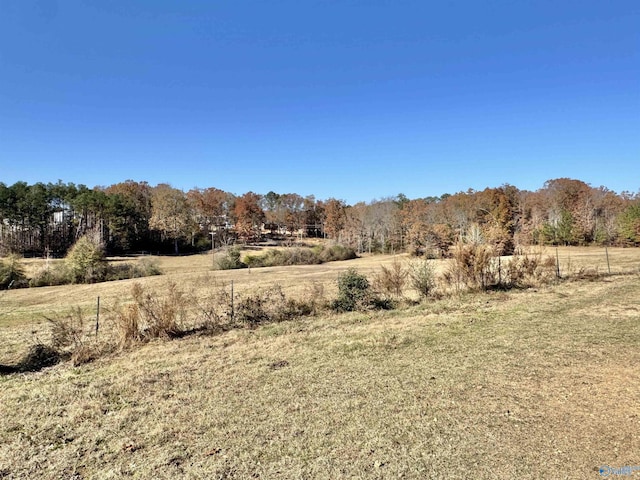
[234, 192, 265, 242]
[1, 177, 638, 257]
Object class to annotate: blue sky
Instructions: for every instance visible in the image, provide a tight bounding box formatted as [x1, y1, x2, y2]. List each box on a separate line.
[1, 0, 638, 204]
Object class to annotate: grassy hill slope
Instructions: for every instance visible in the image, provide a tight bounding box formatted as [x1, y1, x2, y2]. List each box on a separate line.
[1, 265, 638, 478]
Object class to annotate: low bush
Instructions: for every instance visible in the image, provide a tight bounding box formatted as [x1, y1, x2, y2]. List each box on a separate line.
[29, 263, 71, 287]
[245, 248, 322, 268]
[244, 243, 356, 268]
[331, 268, 389, 312]
[29, 257, 162, 287]
[236, 284, 323, 327]
[191, 276, 235, 330]
[112, 281, 187, 346]
[235, 285, 287, 327]
[0, 254, 28, 290]
[300, 282, 327, 315]
[44, 307, 110, 366]
[105, 258, 162, 281]
[503, 250, 556, 287]
[316, 243, 357, 262]
[443, 243, 497, 292]
[408, 257, 437, 299]
[373, 257, 408, 299]
[46, 307, 87, 349]
[213, 247, 245, 270]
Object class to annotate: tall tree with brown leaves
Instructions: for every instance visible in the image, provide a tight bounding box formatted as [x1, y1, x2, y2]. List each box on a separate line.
[234, 192, 264, 242]
[149, 184, 194, 254]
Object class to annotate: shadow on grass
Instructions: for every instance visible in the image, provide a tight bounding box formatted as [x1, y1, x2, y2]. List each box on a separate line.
[0, 344, 64, 375]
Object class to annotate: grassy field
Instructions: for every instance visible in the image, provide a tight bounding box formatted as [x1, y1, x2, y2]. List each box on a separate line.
[0, 247, 639, 478]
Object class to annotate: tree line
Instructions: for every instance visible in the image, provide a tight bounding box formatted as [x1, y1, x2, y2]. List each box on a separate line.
[0, 178, 639, 257]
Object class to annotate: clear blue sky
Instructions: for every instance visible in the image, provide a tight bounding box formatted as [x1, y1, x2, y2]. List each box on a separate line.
[1, 1, 638, 204]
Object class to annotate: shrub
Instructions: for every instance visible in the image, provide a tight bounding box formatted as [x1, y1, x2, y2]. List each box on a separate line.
[131, 281, 186, 338]
[408, 258, 437, 299]
[29, 263, 70, 287]
[112, 281, 187, 346]
[138, 258, 163, 276]
[288, 247, 323, 265]
[373, 257, 408, 299]
[244, 253, 267, 268]
[236, 285, 286, 327]
[502, 250, 556, 288]
[238, 243, 357, 270]
[317, 244, 357, 262]
[235, 284, 322, 327]
[235, 292, 271, 327]
[0, 254, 28, 290]
[443, 243, 497, 292]
[279, 282, 329, 319]
[46, 307, 88, 349]
[112, 304, 143, 347]
[45, 307, 112, 366]
[190, 276, 235, 330]
[31, 257, 162, 286]
[65, 235, 107, 283]
[213, 247, 245, 270]
[244, 244, 356, 268]
[245, 248, 322, 268]
[300, 281, 327, 315]
[281, 297, 315, 318]
[105, 258, 162, 281]
[331, 268, 372, 312]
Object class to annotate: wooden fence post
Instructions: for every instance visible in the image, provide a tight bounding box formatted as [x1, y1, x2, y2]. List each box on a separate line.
[95, 296, 100, 336]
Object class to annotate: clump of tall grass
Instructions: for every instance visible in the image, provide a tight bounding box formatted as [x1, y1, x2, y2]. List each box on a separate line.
[112, 281, 187, 347]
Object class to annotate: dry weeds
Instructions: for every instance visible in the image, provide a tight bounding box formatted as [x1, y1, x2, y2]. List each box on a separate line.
[0, 247, 638, 478]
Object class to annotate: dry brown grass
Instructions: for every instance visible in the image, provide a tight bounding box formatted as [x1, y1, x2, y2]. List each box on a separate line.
[1, 246, 638, 363]
[0, 273, 638, 478]
[0, 247, 638, 478]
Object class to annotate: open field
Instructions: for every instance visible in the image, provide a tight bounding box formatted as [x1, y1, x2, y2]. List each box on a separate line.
[1, 245, 637, 329]
[0, 247, 639, 478]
